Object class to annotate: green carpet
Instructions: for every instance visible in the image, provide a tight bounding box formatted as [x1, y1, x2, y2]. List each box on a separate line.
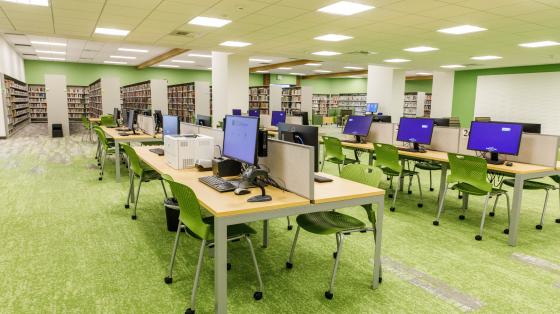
[1, 124, 559, 313]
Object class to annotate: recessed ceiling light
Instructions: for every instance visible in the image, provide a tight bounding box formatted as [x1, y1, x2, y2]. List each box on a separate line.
[118, 48, 148, 53]
[344, 66, 364, 70]
[2, 0, 48, 6]
[95, 27, 129, 36]
[171, 59, 195, 64]
[519, 41, 560, 48]
[31, 41, 66, 47]
[318, 1, 374, 16]
[404, 46, 439, 53]
[441, 64, 465, 68]
[104, 61, 127, 65]
[188, 53, 212, 58]
[159, 64, 180, 68]
[207, 67, 212, 70]
[312, 51, 341, 56]
[249, 58, 272, 63]
[305, 63, 322, 66]
[39, 57, 64, 61]
[384, 58, 410, 63]
[110, 55, 136, 60]
[471, 55, 502, 60]
[416, 72, 432, 76]
[188, 16, 231, 28]
[314, 70, 332, 73]
[277, 67, 292, 70]
[256, 70, 269, 73]
[437, 25, 487, 35]
[290, 73, 306, 76]
[36, 50, 65, 55]
[314, 34, 353, 42]
[220, 41, 252, 47]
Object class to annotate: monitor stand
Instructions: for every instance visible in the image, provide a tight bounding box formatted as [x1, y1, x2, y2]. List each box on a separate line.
[487, 152, 505, 165]
[404, 143, 426, 153]
[341, 135, 362, 144]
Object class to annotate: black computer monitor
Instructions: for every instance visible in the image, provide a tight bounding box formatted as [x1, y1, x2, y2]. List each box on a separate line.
[232, 109, 242, 116]
[467, 121, 524, 164]
[223, 115, 259, 166]
[249, 109, 260, 117]
[492, 121, 541, 134]
[163, 115, 180, 137]
[278, 123, 319, 172]
[295, 111, 309, 125]
[397, 117, 435, 152]
[113, 108, 120, 126]
[127, 109, 136, 132]
[271, 111, 286, 126]
[153, 110, 163, 132]
[143, 109, 152, 116]
[374, 115, 392, 123]
[343, 115, 374, 141]
[432, 118, 450, 127]
[197, 114, 211, 127]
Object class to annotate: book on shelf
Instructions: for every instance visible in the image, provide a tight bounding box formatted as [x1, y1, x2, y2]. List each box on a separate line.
[3, 75, 30, 135]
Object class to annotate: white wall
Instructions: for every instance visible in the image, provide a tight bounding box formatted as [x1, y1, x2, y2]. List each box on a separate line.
[431, 71, 454, 118]
[0, 36, 25, 81]
[211, 52, 249, 128]
[45, 74, 69, 136]
[367, 65, 405, 118]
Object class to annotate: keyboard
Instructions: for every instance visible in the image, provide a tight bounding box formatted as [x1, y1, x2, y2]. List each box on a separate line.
[149, 148, 165, 156]
[199, 176, 237, 193]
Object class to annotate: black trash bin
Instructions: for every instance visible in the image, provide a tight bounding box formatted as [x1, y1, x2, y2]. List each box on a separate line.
[52, 124, 63, 138]
[164, 198, 180, 232]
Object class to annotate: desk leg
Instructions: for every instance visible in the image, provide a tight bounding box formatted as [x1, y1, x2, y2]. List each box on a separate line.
[399, 159, 405, 192]
[437, 164, 448, 205]
[89, 121, 93, 142]
[354, 149, 360, 162]
[262, 220, 269, 248]
[115, 141, 121, 181]
[508, 174, 525, 246]
[368, 151, 375, 167]
[372, 196, 384, 289]
[214, 217, 228, 314]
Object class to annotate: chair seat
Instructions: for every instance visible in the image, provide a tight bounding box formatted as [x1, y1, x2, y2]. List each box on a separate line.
[381, 167, 417, 177]
[141, 169, 162, 181]
[296, 211, 366, 235]
[502, 179, 555, 190]
[452, 182, 506, 196]
[551, 175, 560, 184]
[415, 162, 442, 171]
[185, 217, 257, 241]
[326, 157, 359, 165]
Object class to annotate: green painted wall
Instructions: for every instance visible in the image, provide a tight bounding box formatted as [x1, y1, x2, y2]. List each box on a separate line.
[405, 79, 432, 93]
[452, 63, 560, 126]
[24, 60, 264, 86]
[301, 78, 367, 94]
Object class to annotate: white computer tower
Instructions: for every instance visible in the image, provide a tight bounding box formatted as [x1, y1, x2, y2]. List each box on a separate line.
[164, 134, 214, 170]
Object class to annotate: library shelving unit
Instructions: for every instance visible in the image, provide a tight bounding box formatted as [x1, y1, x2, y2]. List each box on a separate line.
[281, 86, 312, 115]
[67, 85, 88, 122]
[249, 86, 271, 114]
[167, 82, 210, 123]
[121, 79, 168, 114]
[28, 84, 47, 123]
[337, 93, 367, 115]
[403, 92, 426, 118]
[424, 93, 432, 117]
[88, 79, 102, 118]
[87, 77, 120, 117]
[312, 94, 339, 115]
[1, 74, 29, 136]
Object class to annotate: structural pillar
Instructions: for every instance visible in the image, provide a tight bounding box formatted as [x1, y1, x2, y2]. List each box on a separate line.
[211, 52, 249, 128]
[366, 65, 405, 118]
[430, 71, 455, 118]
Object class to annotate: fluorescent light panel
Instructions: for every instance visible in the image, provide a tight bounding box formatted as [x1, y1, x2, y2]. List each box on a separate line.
[188, 16, 231, 28]
[519, 41, 560, 48]
[110, 55, 136, 60]
[438, 25, 487, 35]
[249, 58, 272, 63]
[344, 66, 364, 70]
[277, 67, 292, 70]
[255, 70, 269, 73]
[36, 50, 65, 55]
[220, 41, 251, 47]
[471, 55, 502, 60]
[404, 46, 439, 52]
[312, 51, 341, 56]
[104, 61, 127, 65]
[118, 48, 148, 53]
[39, 57, 64, 61]
[318, 1, 374, 16]
[314, 34, 353, 42]
[314, 70, 332, 73]
[159, 64, 179, 68]
[3, 0, 48, 6]
[384, 58, 410, 63]
[171, 60, 195, 64]
[31, 41, 65, 47]
[95, 27, 129, 36]
[290, 73, 305, 76]
[188, 53, 212, 58]
[416, 72, 432, 76]
[305, 63, 322, 66]
[441, 64, 465, 68]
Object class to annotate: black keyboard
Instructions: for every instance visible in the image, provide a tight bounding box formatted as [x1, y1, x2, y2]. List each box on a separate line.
[199, 176, 237, 192]
[149, 148, 164, 156]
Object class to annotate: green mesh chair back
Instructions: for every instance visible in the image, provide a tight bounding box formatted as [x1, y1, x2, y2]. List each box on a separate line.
[373, 143, 402, 174]
[312, 114, 323, 125]
[322, 136, 345, 161]
[447, 153, 492, 192]
[162, 175, 209, 240]
[100, 115, 114, 126]
[120, 143, 144, 177]
[340, 164, 382, 224]
[93, 127, 111, 150]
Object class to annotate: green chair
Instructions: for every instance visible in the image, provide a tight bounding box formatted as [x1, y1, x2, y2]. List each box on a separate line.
[120, 143, 168, 220]
[93, 127, 115, 181]
[374, 143, 423, 211]
[81, 116, 91, 142]
[162, 175, 263, 313]
[321, 136, 359, 174]
[312, 114, 323, 126]
[285, 164, 382, 300]
[433, 153, 510, 241]
[411, 161, 442, 192]
[100, 114, 114, 126]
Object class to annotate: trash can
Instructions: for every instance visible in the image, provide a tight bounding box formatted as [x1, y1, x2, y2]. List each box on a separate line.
[52, 124, 63, 138]
[164, 198, 180, 232]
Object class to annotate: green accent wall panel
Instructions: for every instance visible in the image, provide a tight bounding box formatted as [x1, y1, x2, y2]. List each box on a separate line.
[452, 63, 560, 126]
[405, 79, 433, 93]
[301, 78, 367, 94]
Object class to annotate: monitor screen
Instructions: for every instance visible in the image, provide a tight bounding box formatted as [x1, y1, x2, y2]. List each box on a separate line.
[467, 122, 523, 156]
[366, 103, 379, 113]
[397, 118, 434, 145]
[278, 123, 319, 172]
[127, 110, 135, 130]
[343, 115, 374, 137]
[271, 111, 286, 126]
[223, 115, 259, 165]
[232, 109, 242, 116]
[163, 115, 180, 136]
[249, 109, 260, 117]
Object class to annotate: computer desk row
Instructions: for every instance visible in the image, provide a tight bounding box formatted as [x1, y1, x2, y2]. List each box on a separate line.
[133, 146, 385, 314]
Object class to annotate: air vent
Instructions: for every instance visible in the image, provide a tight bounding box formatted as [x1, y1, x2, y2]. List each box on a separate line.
[83, 49, 99, 52]
[23, 53, 37, 56]
[170, 30, 195, 37]
[3, 32, 25, 36]
[15, 44, 32, 47]
[346, 50, 377, 55]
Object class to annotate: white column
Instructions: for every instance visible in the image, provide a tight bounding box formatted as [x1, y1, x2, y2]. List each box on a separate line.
[430, 71, 455, 118]
[45, 74, 70, 136]
[212, 52, 249, 128]
[367, 65, 405, 118]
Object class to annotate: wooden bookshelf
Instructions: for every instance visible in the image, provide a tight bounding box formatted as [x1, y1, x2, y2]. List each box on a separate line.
[281, 87, 302, 115]
[2, 75, 29, 136]
[403, 92, 426, 118]
[67, 85, 88, 122]
[338, 93, 366, 115]
[424, 93, 432, 117]
[249, 86, 271, 114]
[88, 79, 102, 118]
[168, 83, 195, 123]
[28, 84, 47, 123]
[121, 80, 151, 112]
[312, 93, 339, 115]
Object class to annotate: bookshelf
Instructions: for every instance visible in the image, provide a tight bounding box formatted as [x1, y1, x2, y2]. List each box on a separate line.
[312, 94, 339, 115]
[168, 82, 210, 122]
[29, 84, 47, 123]
[338, 93, 366, 115]
[2, 74, 29, 136]
[249, 86, 271, 114]
[403, 92, 426, 118]
[121, 79, 168, 114]
[88, 79, 102, 118]
[67, 85, 88, 122]
[281, 86, 312, 115]
[424, 93, 432, 117]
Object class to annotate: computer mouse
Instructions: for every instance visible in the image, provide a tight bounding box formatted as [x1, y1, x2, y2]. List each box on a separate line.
[234, 188, 251, 195]
[505, 162, 513, 167]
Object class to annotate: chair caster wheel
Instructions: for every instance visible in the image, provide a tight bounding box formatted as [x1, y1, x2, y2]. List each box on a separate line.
[536, 224, 543, 230]
[388, 194, 393, 198]
[125, 204, 130, 209]
[390, 207, 395, 212]
[185, 308, 195, 314]
[458, 195, 463, 199]
[286, 262, 293, 269]
[430, 188, 434, 192]
[489, 212, 495, 217]
[459, 215, 465, 220]
[253, 291, 263, 300]
[555, 218, 560, 224]
[325, 291, 334, 300]
[287, 225, 293, 231]
[432, 221, 439, 226]
[408, 191, 412, 194]
[227, 263, 231, 271]
[131, 215, 137, 220]
[475, 235, 482, 241]
[333, 252, 337, 259]
[417, 203, 423, 208]
[98, 177, 102, 181]
[164, 276, 172, 284]
[379, 277, 382, 283]
[503, 229, 509, 235]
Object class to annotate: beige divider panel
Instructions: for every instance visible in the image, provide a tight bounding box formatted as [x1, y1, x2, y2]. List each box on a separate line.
[198, 126, 224, 158]
[286, 116, 302, 125]
[180, 122, 199, 135]
[260, 114, 271, 128]
[427, 127, 460, 153]
[366, 122, 394, 144]
[510, 134, 559, 167]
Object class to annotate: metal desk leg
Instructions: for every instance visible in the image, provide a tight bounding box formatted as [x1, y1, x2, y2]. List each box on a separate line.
[437, 164, 448, 205]
[262, 220, 269, 248]
[399, 159, 406, 191]
[372, 196, 384, 289]
[115, 141, 121, 181]
[354, 149, 360, 162]
[368, 151, 375, 167]
[89, 121, 93, 142]
[462, 193, 469, 209]
[214, 217, 228, 314]
[508, 174, 525, 246]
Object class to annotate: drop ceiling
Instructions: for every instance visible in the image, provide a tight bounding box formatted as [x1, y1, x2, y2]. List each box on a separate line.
[1, 0, 560, 72]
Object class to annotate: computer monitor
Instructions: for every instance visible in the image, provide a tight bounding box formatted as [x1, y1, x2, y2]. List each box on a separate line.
[366, 103, 379, 113]
[232, 109, 242, 116]
[142, 109, 152, 116]
[295, 111, 309, 126]
[278, 123, 319, 172]
[396, 117, 435, 152]
[492, 121, 541, 134]
[432, 118, 450, 127]
[113, 108, 120, 126]
[374, 115, 392, 123]
[196, 114, 211, 127]
[249, 109, 260, 117]
[153, 110, 163, 132]
[223, 115, 259, 166]
[343, 115, 374, 141]
[271, 111, 286, 127]
[127, 109, 136, 133]
[163, 115, 180, 137]
[467, 121, 523, 164]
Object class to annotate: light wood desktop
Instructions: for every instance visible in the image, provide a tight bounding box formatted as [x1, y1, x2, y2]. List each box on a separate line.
[134, 146, 385, 314]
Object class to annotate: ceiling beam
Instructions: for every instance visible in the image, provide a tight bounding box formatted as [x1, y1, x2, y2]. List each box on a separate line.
[136, 48, 190, 69]
[249, 59, 316, 73]
[406, 76, 433, 81]
[303, 70, 368, 79]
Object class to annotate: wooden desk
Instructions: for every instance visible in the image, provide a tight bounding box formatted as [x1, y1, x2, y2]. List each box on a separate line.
[134, 146, 385, 313]
[101, 126, 162, 181]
